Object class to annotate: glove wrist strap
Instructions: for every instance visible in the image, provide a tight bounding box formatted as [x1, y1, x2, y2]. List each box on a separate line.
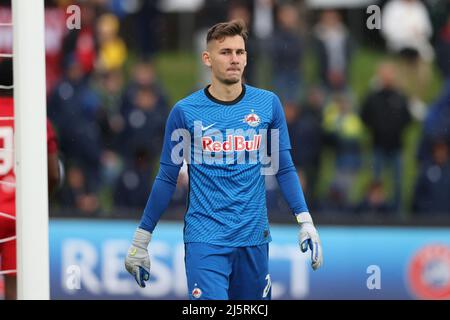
[295, 212, 313, 225]
[133, 227, 152, 249]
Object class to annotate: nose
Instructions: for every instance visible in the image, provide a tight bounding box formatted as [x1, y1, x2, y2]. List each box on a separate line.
[230, 52, 239, 64]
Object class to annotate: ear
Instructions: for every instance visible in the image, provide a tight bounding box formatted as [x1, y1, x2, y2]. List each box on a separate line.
[202, 51, 211, 68]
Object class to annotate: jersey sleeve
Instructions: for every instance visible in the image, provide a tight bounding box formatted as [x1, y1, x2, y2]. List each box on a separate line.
[270, 94, 291, 152]
[160, 103, 189, 166]
[275, 149, 309, 215]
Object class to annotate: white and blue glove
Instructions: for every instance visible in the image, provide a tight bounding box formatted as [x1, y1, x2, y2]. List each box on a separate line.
[125, 227, 151, 287]
[296, 212, 323, 270]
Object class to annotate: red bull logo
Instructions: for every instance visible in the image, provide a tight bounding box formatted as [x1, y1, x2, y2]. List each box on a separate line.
[202, 135, 261, 152]
[172, 122, 279, 173]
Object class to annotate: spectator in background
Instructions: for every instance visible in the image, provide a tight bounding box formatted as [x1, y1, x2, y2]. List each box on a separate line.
[122, 60, 169, 113]
[253, 0, 274, 42]
[381, 0, 434, 102]
[94, 68, 126, 188]
[323, 93, 363, 206]
[95, 68, 125, 151]
[61, 1, 97, 76]
[44, 0, 69, 95]
[418, 79, 450, 164]
[270, 3, 304, 103]
[114, 148, 153, 209]
[252, 0, 274, 87]
[48, 53, 103, 193]
[382, 0, 434, 62]
[101, 0, 163, 59]
[117, 60, 169, 181]
[132, 0, 163, 59]
[360, 62, 412, 212]
[283, 102, 309, 206]
[313, 10, 353, 93]
[319, 183, 351, 215]
[436, 13, 450, 80]
[413, 140, 450, 215]
[428, 0, 450, 37]
[58, 164, 100, 216]
[96, 13, 128, 72]
[118, 83, 168, 169]
[286, 87, 325, 208]
[355, 180, 394, 216]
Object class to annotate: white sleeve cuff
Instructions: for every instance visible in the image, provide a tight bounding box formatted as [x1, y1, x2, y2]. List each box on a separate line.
[295, 212, 313, 224]
[134, 227, 152, 248]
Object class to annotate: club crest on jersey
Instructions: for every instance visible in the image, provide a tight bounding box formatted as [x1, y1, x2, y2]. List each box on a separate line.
[243, 110, 260, 127]
[192, 287, 202, 299]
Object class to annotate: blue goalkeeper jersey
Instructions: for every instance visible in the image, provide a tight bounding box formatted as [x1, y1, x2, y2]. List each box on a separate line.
[160, 84, 291, 247]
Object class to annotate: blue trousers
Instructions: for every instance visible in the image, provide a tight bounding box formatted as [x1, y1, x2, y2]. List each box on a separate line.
[185, 243, 271, 300]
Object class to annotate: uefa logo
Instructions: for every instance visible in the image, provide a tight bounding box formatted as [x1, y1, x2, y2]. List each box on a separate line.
[407, 244, 450, 300]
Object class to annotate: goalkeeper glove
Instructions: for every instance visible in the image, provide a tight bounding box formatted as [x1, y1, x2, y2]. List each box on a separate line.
[125, 227, 151, 288]
[296, 212, 323, 271]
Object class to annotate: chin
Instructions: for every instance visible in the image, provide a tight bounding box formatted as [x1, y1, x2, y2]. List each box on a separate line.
[222, 77, 241, 85]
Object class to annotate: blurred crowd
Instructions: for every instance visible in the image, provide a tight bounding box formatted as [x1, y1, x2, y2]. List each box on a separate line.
[0, 0, 449, 221]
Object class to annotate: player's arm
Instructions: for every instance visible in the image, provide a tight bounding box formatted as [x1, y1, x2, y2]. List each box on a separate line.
[125, 104, 187, 287]
[271, 94, 323, 271]
[275, 150, 323, 270]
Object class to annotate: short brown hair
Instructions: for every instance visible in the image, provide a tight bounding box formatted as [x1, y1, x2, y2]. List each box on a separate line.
[206, 20, 248, 45]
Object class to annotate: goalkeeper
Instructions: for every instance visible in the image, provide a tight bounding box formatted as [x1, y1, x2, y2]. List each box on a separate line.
[125, 20, 323, 300]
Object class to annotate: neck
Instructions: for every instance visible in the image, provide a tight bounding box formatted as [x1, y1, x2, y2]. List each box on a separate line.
[208, 78, 243, 102]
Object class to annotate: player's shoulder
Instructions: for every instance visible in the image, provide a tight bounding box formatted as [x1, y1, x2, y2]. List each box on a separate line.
[174, 87, 207, 108]
[244, 84, 277, 101]
[167, 89, 203, 119]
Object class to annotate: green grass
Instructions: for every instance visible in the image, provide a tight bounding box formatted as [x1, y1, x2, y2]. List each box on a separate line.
[402, 122, 422, 214]
[351, 48, 384, 102]
[153, 52, 198, 105]
[349, 47, 443, 104]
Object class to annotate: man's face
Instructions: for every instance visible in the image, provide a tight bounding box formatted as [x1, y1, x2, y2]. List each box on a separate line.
[203, 35, 247, 85]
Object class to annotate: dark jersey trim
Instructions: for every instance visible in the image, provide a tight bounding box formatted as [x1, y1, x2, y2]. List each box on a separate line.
[204, 84, 246, 105]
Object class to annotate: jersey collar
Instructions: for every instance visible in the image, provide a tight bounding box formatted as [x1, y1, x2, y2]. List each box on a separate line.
[204, 84, 246, 106]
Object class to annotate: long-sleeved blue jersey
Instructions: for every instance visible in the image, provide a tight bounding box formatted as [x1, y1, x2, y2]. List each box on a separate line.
[139, 84, 309, 246]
